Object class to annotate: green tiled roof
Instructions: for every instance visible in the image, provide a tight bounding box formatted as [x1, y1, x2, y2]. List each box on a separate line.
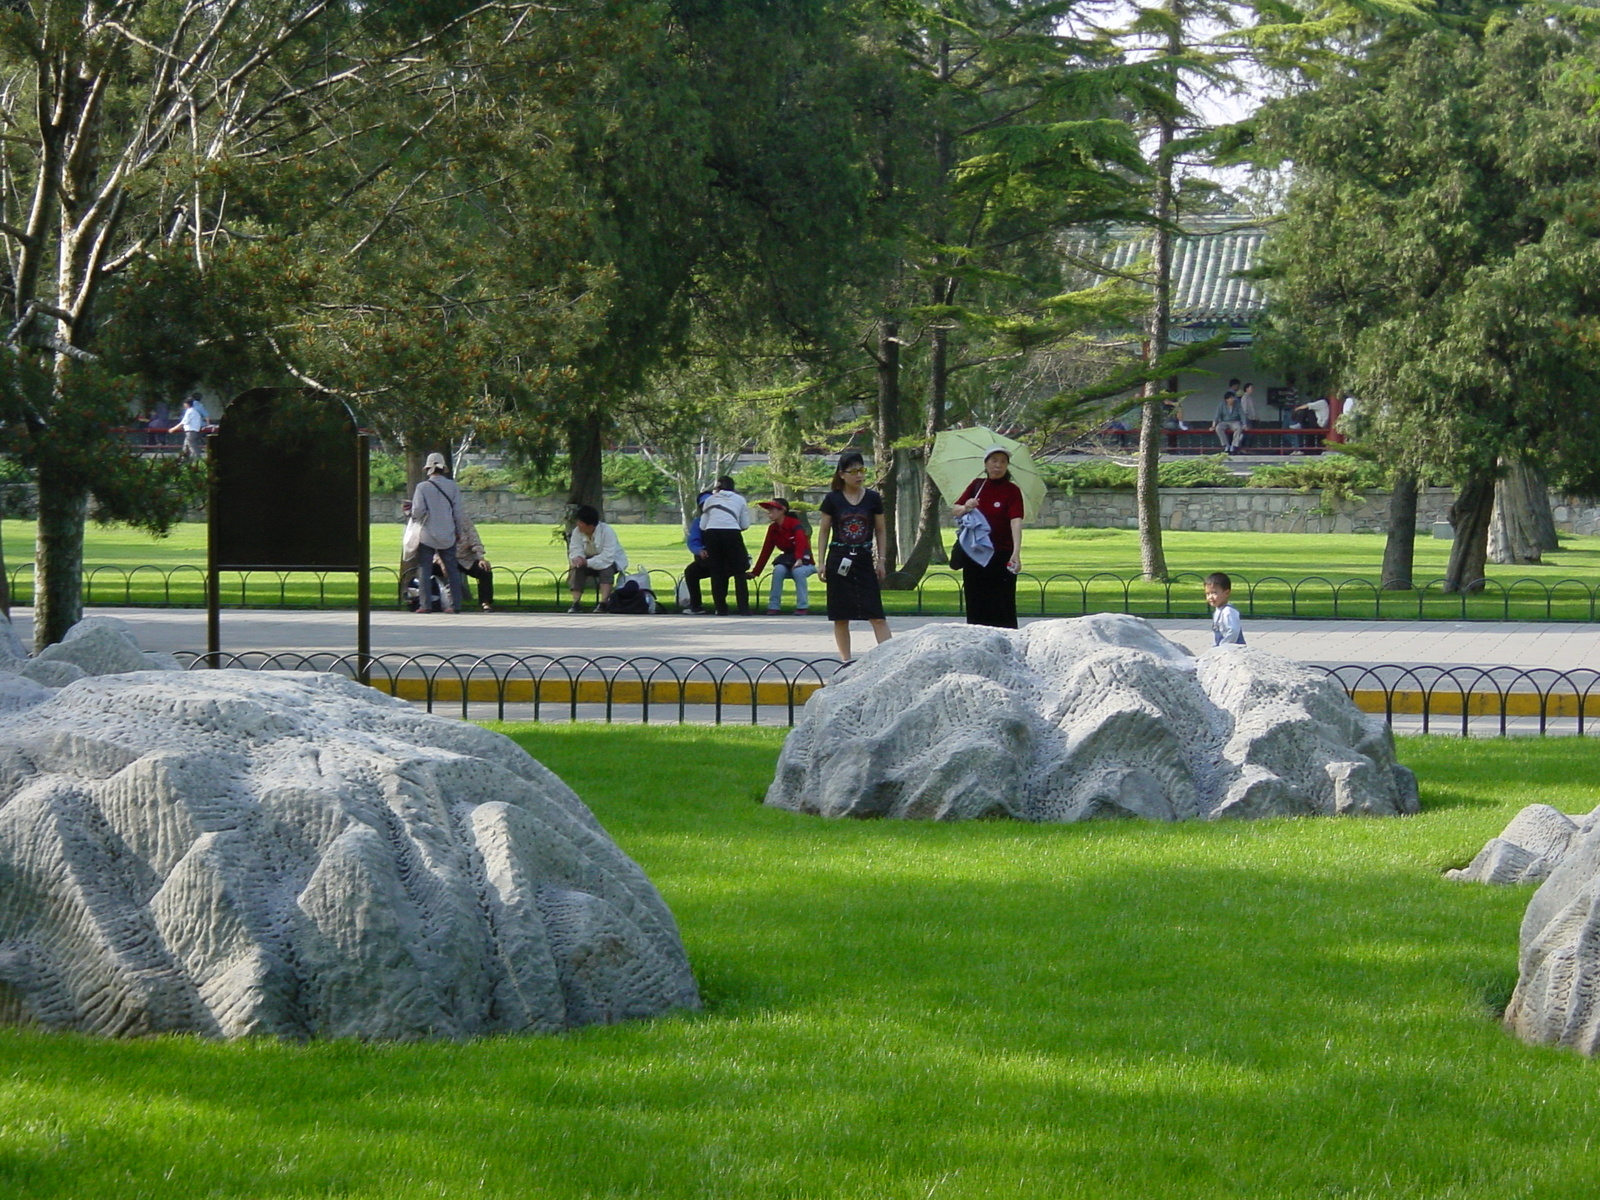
[1064, 220, 1267, 325]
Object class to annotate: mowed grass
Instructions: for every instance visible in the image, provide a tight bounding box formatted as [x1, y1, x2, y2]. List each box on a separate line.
[3, 729, 1600, 1198]
[9, 519, 1600, 619]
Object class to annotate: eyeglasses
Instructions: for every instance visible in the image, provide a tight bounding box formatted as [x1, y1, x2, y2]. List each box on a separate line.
[842, 467, 866, 475]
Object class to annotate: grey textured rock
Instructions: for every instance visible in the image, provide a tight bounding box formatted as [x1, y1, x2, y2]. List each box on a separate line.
[36, 617, 179, 675]
[0, 670, 699, 1039]
[767, 615, 1417, 822]
[17, 659, 87, 688]
[1446, 805, 1589, 885]
[0, 610, 25, 660]
[1500, 805, 1600, 1053]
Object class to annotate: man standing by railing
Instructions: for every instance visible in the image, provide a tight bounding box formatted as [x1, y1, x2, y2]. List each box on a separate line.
[169, 397, 207, 460]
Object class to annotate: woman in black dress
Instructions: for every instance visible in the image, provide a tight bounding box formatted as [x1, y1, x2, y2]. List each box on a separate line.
[817, 451, 893, 662]
[953, 447, 1026, 628]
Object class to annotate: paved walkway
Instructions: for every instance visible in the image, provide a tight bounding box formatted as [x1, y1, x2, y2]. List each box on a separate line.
[13, 606, 1597, 672]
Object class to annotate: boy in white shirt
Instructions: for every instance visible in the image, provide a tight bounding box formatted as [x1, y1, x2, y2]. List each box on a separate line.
[1205, 572, 1245, 646]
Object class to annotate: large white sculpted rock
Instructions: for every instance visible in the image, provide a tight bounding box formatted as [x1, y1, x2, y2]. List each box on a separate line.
[0, 667, 699, 1039]
[767, 615, 1418, 821]
[1500, 811, 1600, 1053]
[1446, 805, 1592, 885]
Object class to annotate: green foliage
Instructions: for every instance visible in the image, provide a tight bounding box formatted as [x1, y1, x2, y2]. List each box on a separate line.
[601, 454, 675, 505]
[1158, 456, 1241, 488]
[94, 243, 304, 395]
[368, 454, 409, 494]
[1247, 455, 1391, 507]
[501, 455, 570, 499]
[731, 460, 832, 498]
[1043, 456, 1238, 490]
[453, 465, 513, 492]
[0, 458, 33, 519]
[1255, 13, 1600, 489]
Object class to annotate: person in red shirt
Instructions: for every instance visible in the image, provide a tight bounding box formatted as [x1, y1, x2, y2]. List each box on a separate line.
[747, 498, 816, 614]
[953, 447, 1026, 628]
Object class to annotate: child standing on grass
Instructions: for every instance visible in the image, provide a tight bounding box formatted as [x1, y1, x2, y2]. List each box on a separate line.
[1205, 572, 1245, 646]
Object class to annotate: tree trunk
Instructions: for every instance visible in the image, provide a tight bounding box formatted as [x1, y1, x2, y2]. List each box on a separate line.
[1444, 473, 1495, 593]
[886, 320, 951, 588]
[873, 317, 901, 571]
[566, 413, 605, 519]
[887, 481, 947, 588]
[33, 465, 87, 650]
[1136, 52, 1176, 583]
[1381, 471, 1418, 590]
[1488, 456, 1557, 564]
[1136, 393, 1167, 580]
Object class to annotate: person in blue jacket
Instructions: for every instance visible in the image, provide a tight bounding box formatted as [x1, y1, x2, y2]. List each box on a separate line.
[679, 490, 713, 614]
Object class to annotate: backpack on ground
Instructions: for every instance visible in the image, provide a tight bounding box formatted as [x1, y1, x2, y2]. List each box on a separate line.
[604, 579, 656, 615]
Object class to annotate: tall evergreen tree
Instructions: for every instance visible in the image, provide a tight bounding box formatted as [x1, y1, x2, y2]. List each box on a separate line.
[1255, 7, 1600, 591]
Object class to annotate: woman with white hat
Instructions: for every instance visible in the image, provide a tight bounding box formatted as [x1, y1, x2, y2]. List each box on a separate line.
[952, 446, 1025, 628]
[407, 451, 465, 613]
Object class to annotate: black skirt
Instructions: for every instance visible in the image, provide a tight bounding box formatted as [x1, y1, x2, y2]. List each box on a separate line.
[963, 558, 1018, 628]
[824, 546, 885, 621]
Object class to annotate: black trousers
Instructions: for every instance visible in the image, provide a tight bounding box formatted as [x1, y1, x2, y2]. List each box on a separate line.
[963, 558, 1018, 629]
[702, 528, 751, 614]
[681, 555, 712, 610]
[462, 561, 494, 608]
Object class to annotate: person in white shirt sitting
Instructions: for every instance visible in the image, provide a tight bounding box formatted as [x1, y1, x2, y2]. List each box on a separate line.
[567, 505, 628, 612]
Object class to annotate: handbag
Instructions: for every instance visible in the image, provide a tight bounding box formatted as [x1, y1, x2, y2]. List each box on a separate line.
[948, 482, 991, 569]
[402, 518, 424, 558]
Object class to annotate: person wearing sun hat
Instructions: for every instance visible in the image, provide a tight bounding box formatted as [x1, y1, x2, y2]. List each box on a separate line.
[747, 497, 815, 614]
[951, 444, 1025, 628]
[407, 451, 466, 614]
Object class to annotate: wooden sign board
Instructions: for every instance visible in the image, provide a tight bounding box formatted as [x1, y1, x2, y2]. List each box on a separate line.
[207, 388, 370, 672]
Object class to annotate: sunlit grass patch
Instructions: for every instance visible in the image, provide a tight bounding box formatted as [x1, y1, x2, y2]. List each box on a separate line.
[1, 728, 1597, 1198]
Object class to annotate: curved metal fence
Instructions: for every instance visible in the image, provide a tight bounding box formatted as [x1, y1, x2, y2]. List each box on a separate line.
[175, 651, 1600, 736]
[27, 563, 1600, 622]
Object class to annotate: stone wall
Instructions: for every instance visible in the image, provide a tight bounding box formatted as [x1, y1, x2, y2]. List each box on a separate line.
[371, 488, 677, 526]
[371, 484, 1600, 537]
[1029, 487, 1460, 535]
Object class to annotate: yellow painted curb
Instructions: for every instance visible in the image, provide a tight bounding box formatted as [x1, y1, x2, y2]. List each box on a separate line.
[363, 678, 1594, 720]
[1346, 689, 1600, 719]
[368, 677, 826, 706]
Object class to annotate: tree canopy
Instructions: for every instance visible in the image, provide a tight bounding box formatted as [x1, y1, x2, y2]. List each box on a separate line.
[1255, 5, 1600, 588]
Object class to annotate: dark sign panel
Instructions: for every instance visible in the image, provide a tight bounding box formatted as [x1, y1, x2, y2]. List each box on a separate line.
[211, 388, 365, 569]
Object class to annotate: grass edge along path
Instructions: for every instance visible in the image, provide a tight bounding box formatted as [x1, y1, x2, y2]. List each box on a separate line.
[13, 521, 1600, 620]
[2, 729, 1599, 1198]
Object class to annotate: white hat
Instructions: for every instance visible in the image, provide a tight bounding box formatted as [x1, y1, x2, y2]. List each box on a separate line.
[984, 445, 1011, 457]
[424, 451, 447, 473]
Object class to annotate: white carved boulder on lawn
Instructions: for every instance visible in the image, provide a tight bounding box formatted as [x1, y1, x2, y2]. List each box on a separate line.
[0, 664, 698, 1039]
[767, 616, 1417, 822]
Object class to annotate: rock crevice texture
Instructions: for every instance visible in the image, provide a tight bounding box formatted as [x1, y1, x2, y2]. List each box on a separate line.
[0, 651, 698, 1039]
[1457, 805, 1600, 1054]
[767, 616, 1417, 822]
[1447, 805, 1592, 886]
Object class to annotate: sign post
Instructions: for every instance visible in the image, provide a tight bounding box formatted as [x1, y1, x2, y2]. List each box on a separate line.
[207, 388, 371, 680]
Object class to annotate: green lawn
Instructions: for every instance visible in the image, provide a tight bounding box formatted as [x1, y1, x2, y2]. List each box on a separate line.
[7, 520, 1600, 619]
[1, 728, 1598, 1198]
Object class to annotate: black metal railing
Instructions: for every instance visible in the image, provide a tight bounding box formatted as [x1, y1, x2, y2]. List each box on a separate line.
[174, 651, 1600, 736]
[28, 563, 1600, 622]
